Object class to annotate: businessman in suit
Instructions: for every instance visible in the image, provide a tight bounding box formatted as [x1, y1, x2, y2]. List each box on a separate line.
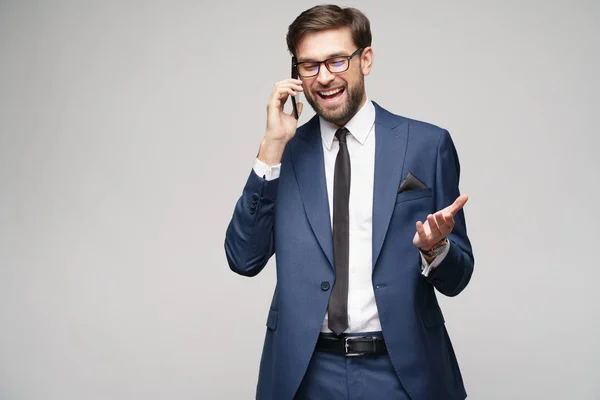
[224, 4, 474, 400]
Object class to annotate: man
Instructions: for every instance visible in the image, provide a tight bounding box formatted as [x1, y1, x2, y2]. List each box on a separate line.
[224, 4, 474, 400]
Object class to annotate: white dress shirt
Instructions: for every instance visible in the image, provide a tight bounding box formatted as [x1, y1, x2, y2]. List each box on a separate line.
[253, 99, 448, 334]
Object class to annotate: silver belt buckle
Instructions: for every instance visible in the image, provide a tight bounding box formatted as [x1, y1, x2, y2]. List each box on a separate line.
[344, 336, 368, 357]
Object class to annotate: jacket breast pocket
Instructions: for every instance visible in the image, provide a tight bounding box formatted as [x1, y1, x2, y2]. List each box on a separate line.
[266, 309, 278, 331]
[395, 188, 432, 204]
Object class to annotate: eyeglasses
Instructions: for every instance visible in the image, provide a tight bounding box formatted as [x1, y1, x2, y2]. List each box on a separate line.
[293, 48, 364, 78]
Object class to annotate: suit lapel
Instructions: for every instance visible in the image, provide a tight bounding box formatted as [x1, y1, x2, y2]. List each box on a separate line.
[290, 104, 408, 271]
[372, 102, 408, 269]
[291, 117, 334, 270]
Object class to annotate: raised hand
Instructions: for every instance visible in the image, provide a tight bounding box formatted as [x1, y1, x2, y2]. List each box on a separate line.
[258, 79, 304, 166]
[265, 79, 304, 142]
[413, 195, 469, 250]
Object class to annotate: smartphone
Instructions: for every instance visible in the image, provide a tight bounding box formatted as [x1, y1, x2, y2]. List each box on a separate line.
[291, 56, 299, 119]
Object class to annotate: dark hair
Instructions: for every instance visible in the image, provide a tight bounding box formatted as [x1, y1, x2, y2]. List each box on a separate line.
[286, 5, 372, 57]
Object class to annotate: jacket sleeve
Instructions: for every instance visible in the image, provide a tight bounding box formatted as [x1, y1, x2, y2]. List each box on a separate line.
[425, 130, 474, 296]
[224, 167, 279, 277]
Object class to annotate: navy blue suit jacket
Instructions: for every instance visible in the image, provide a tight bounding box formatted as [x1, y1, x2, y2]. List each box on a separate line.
[225, 102, 474, 400]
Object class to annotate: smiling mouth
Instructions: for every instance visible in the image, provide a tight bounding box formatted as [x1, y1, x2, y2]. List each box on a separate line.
[318, 88, 344, 100]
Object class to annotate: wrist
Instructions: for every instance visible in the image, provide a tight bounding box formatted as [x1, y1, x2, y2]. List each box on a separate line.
[420, 237, 448, 259]
[258, 137, 286, 166]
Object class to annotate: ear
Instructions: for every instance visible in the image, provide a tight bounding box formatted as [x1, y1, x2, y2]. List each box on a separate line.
[360, 46, 374, 76]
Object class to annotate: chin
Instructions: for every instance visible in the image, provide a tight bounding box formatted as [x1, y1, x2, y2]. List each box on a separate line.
[322, 105, 352, 125]
[324, 113, 348, 126]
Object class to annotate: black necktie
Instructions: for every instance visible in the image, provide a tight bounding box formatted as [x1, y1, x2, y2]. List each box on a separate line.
[328, 127, 350, 336]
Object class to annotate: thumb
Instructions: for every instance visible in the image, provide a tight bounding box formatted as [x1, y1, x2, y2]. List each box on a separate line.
[297, 102, 303, 117]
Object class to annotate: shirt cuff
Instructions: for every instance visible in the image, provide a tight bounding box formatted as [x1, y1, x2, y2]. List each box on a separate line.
[253, 158, 281, 181]
[420, 240, 450, 277]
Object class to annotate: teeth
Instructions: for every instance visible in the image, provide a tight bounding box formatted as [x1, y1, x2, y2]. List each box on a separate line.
[320, 88, 342, 96]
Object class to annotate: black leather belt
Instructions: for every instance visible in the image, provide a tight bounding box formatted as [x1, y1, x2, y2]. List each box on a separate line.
[316, 334, 387, 356]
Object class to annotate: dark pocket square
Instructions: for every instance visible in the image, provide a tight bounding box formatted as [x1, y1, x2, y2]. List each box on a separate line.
[398, 172, 427, 193]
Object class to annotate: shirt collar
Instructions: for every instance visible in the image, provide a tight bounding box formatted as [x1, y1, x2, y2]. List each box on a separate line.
[320, 98, 375, 150]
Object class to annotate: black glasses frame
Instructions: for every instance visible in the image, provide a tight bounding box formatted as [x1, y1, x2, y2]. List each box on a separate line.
[293, 48, 364, 78]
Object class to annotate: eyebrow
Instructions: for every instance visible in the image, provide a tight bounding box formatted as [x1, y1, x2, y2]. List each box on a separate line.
[297, 52, 350, 63]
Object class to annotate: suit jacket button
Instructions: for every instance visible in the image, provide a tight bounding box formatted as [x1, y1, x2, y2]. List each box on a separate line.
[320, 281, 330, 291]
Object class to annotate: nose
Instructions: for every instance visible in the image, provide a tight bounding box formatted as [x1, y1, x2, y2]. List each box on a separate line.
[316, 64, 335, 86]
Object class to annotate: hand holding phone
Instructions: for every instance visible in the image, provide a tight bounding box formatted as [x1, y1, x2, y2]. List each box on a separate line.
[262, 63, 303, 147]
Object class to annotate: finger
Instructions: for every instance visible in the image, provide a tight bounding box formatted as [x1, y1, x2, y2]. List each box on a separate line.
[276, 84, 304, 95]
[427, 214, 442, 238]
[434, 212, 450, 234]
[415, 220, 427, 243]
[445, 194, 469, 217]
[271, 82, 299, 100]
[276, 82, 304, 92]
[276, 79, 303, 85]
[277, 87, 297, 97]
[279, 78, 303, 85]
[443, 212, 454, 227]
[268, 94, 287, 112]
[271, 88, 295, 107]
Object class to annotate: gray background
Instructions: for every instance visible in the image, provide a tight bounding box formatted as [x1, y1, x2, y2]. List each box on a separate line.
[1, 0, 598, 399]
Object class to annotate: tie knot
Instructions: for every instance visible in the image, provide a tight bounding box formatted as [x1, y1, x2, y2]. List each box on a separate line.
[335, 127, 349, 143]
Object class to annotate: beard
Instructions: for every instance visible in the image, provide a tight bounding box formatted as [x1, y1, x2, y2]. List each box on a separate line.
[304, 76, 365, 126]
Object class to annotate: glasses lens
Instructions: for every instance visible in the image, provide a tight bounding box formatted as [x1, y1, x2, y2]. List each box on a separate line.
[327, 58, 349, 73]
[298, 63, 319, 77]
